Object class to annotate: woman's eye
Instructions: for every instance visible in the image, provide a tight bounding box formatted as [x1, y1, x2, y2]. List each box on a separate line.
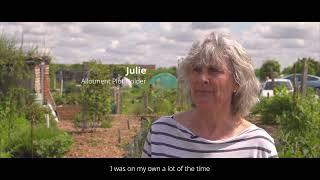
[193, 67, 202, 73]
[208, 67, 222, 73]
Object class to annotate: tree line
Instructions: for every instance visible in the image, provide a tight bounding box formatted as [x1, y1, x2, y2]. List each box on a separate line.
[255, 58, 320, 81]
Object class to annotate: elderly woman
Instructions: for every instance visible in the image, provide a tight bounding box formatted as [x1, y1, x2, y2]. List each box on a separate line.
[142, 32, 278, 158]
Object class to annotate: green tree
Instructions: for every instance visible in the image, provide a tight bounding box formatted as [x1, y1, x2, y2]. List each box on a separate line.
[0, 34, 73, 158]
[260, 60, 281, 81]
[282, 66, 292, 75]
[75, 60, 112, 131]
[0, 35, 31, 95]
[255, 69, 261, 80]
[281, 58, 320, 76]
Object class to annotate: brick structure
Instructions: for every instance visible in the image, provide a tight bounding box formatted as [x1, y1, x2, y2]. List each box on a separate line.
[43, 64, 55, 106]
[26, 55, 55, 108]
[34, 64, 41, 93]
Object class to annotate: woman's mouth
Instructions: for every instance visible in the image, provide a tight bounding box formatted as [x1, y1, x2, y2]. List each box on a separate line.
[195, 90, 213, 95]
[196, 89, 212, 92]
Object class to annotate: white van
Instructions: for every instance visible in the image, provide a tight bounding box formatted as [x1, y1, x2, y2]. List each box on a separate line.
[260, 79, 293, 97]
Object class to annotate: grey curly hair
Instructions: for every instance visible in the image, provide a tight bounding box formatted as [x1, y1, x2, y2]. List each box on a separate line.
[178, 31, 260, 117]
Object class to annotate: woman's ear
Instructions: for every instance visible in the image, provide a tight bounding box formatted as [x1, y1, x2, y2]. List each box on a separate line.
[233, 84, 239, 93]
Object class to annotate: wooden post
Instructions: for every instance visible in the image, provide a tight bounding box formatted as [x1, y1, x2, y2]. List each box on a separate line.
[127, 119, 130, 130]
[60, 70, 63, 96]
[41, 62, 45, 104]
[300, 59, 308, 98]
[113, 87, 116, 114]
[116, 87, 121, 114]
[118, 129, 121, 143]
[114, 87, 120, 114]
[134, 138, 138, 156]
[292, 64, 297, 101]
[119, 88, 122, 114]
[143, 92, 148, 115]
[115, 88, 118, 113]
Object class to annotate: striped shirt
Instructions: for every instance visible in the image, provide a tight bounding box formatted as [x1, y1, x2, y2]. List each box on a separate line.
[141, 115, 278, 158]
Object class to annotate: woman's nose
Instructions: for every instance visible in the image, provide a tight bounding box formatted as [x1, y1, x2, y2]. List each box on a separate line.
[200, 73, 209, 84]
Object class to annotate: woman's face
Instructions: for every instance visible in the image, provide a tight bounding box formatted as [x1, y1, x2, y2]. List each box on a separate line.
[190, 62, 237, 111]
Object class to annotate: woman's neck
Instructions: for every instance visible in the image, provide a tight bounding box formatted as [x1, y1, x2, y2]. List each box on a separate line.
[186, 108, 246, 140]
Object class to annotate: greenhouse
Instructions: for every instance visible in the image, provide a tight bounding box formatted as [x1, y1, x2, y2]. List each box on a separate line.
[149, 72, 177, 90]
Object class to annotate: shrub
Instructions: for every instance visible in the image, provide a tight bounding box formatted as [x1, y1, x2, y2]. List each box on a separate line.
[100, 115, 113, 128]
[53, 93, 66, 105]
[65, 93, 80, 105]
[100, 120, 112, 128]
[33, 128, 73, 158]
[1, 114, 72, 158]
[9, 125, 73, 158]
[124, 117, 153, 158]
[0, 97, 30, 157]
[130, 103, 145, 116]
[157, 99, 174, 115]
[0, 99, 72, 158]
[0, 152, 12, 158]
[252, 86, 293, 124]
[252, 86, 320, 157]
[75, 60, 112, 130]
[74, 112, 94, 130]
[65, 81, 80, 94]
[53, 92, 80, 105]
[148, 88, 177, 115]
[276, 92, 320, 158]
[25, 103, 50, 125]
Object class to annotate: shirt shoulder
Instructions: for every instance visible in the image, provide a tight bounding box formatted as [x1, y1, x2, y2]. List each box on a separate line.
[241, 125, 278, 158]
[150, 115, 196, 138]
[151, 115, 176, 130]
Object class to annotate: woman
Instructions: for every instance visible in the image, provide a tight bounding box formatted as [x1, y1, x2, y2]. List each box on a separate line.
[142, 32, 278, 158]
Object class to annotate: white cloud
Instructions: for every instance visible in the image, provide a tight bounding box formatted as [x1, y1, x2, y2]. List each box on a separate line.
[280, 39, 306, 48]
[256, 22, 319, 40]
[82, 22, 143, 37]
[159, 22, 172, 31]
[111, 40, 119, 49]
[191, 22, 230, 30]
[0, 22, 318, 68]
[95, 48, 106, 54]
[56, 37, 88, 48]
[240, 22, 320, 69]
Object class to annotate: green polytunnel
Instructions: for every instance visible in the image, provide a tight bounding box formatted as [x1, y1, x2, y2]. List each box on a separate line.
[149, 73, 177, 90]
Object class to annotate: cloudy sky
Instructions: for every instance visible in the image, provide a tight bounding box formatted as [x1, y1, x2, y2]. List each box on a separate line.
[0, 22, 319, 69]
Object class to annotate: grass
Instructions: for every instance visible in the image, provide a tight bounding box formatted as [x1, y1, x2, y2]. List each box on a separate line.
[100, 120, 112, 128]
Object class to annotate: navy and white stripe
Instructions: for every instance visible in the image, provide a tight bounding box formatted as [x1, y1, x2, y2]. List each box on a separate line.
[142, 116, 278, 158]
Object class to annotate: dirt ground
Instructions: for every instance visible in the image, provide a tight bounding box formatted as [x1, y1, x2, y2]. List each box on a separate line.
[58, 113, 278, 157]
[58, 115, 141, 158]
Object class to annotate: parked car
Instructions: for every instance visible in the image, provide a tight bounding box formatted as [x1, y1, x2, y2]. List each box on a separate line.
[260, 79, 293, 97]
[282, 74, 320, 89]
